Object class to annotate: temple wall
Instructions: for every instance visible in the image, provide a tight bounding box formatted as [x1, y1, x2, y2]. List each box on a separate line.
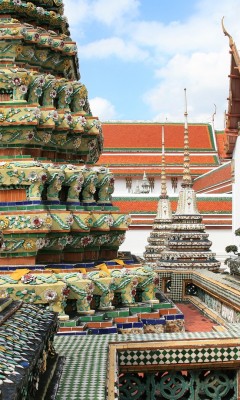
[113, 177, 180, 196]
[207, 228, 234, 263]
[120, 228, 150, 256]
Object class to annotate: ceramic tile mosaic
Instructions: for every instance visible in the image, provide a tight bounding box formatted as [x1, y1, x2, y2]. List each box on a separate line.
[118, 346, 240, 366]
[54, 323, 240, 399]
[54, 335, 109, 400]
[156, 269, 240, 306]
[193, 271, 240, 306]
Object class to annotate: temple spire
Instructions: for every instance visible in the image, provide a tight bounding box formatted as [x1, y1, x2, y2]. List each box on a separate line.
[182, 88, 192, 187]
[175, 89, 199, 215]
[156, 124, 172, 219]
[144, 124, 172, 264]
[158, 93, 220, 272]
[160, 125, 167, 197]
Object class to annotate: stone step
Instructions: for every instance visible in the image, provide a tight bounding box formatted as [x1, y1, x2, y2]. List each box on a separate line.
[129, 305, 152, 314]
[41, 356, 65, 400]
[114, 315, 139, 323]
[56, 303, 185, 335]
[58, 325, 86, 333]
[78, 313, 105, 322]
[0, 297, 13, 313]
[86, 320, 113, 328]
[103, 309, 130, 318]
[88, 326, 118, 335]
[152, 302, 172, 309]
[35, 355, 65, 400]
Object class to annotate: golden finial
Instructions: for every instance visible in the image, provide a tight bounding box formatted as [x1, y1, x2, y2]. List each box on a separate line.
[182, 88, 192, 187]
[161, 125, 167, 197]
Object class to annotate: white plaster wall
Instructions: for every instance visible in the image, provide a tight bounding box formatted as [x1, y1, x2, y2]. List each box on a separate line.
[119, 228, 150, 256]
[207, 228, 233, 264]
[119, 227, 232, 264]
[113, 176, 181, 196]
[114, 178, 129, 194]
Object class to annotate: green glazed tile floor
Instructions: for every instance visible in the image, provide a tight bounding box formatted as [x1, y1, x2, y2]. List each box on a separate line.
[54, 324, 240, 400]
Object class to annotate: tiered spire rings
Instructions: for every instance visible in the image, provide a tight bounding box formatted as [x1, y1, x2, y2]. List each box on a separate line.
[157, 89, 220, 272]
[182, 88, 192, 188]
[144, 125, 172, 262]
[160, 126, 167, 198]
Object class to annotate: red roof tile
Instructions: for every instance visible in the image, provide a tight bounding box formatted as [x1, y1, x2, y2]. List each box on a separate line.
[205, 185, 232, 194]
[215, 131, 228, 160]
[113, 197, 232, 214]
[102, 123, 216, 151]
[193, 162, 231, 193]
[98, 154, 218, 166]
[103, 168, 216, 176]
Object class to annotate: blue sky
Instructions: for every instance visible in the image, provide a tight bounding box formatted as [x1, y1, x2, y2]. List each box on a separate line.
[64, 0, 240, 130]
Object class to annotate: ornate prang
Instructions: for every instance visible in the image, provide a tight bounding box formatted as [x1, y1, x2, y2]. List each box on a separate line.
[0, 1, 130, 265]
[182, 88, 192, 187]
[158, 90, 220, 272]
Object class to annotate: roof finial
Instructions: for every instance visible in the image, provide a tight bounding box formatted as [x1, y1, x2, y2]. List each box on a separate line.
[221, 17, 234, 46]
[161, 125, 167, 197]
[182, 88, 192, 187]
[212, 104, 216, 131]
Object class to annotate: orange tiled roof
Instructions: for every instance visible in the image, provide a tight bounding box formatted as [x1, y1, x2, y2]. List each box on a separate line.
[102, 123, 216, 151]
[104, 167, 215, 176]
[113, 196, 232, 214]
[98, 154, 218, 166]
[193, 162, 231, 193]
[215, 131, 229, 160]
[201, 185, 232, 194]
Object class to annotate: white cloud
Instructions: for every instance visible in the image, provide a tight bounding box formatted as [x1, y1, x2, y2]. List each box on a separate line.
[90, 97, 117, 120]
[135, 0, 240, 130]
[78, 37, 148, 61]
[64, 0, 89, 26]
[64, 0, 140, 27]
[127, 0, 240, 56]
[92, 0, 140, 26]
[144, 50, 229, 129]
[63, 0, 240, 129]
